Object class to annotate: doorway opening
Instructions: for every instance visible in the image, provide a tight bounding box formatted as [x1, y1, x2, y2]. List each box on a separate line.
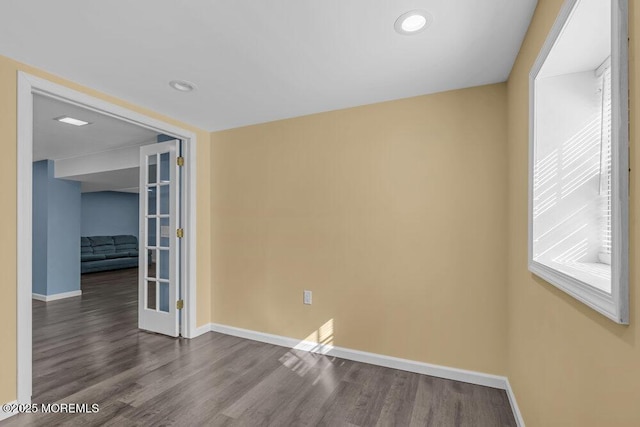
[17, 72, 199, 405]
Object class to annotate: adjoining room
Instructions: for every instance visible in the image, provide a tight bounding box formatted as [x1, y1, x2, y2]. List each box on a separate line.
[30, 94, 179, 403]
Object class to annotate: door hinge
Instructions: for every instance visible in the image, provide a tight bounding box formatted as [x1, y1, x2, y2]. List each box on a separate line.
[177, 156, 184, 167]
[177, 299, 184, 310]
[177, 228, 184, 238]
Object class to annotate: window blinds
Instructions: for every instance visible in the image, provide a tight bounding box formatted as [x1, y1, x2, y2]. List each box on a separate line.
[600, 65, 612, 259]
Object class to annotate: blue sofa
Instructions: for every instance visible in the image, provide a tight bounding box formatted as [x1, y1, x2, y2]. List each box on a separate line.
[81, 235, 140, 274]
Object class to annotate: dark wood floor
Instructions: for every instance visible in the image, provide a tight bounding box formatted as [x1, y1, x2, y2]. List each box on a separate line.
[3, 268, 516, 426]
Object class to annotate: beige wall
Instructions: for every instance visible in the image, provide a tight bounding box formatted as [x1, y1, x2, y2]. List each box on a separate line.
[0, 54, 212, 404]
[210, 84, 509, 375]
[507, 1, 640, 425]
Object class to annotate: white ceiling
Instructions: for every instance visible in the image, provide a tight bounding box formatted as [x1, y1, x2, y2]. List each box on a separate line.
[34, 95, 158, 161]
[34, 95, 158, 192]
[1, 0, 537, 131]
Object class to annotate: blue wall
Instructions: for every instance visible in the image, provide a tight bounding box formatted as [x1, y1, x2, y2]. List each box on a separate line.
[32, 161, 49, 295]
[81, 191, 139, 239]
[32, 160, 81, 296]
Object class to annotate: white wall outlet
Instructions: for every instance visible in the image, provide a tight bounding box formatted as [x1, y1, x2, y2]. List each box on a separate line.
[303, 290, 312, 305]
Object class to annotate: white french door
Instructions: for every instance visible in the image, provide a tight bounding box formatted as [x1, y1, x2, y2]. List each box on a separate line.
[138, 140, 182, 337]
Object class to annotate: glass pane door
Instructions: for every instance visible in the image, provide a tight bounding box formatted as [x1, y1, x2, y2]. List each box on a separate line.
[138, 140, 180, 337]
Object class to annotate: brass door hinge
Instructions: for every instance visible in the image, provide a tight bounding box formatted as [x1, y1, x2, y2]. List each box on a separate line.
[177, 228, 184, 238]
[177, 156, 184, 167]
[177, 299, 184, 310]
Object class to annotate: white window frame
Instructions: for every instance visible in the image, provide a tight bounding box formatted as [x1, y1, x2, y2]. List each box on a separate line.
[528, 0, 629, 324]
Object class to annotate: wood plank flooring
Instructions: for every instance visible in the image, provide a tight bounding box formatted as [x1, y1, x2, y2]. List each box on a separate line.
[3, 268, 516, 426]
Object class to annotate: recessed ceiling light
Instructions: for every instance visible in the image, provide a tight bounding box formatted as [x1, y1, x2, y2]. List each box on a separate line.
[54, 116, 90, 126]
[169, 80, 197, 92]
[395, 10, 432, 35]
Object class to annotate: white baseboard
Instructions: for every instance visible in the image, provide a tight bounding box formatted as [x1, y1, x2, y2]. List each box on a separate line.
[32, 290, 82, 302]
[192, 322, 213, 338]
[0, 400, 18, 421]
[505, 379, 525, 427]
[206, 322, 523, 425]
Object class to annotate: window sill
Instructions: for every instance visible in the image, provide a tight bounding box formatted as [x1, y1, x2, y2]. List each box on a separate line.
[543, 260, 611, 294]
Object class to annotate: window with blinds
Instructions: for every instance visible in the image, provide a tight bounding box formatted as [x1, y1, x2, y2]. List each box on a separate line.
[528, 0, 629, 323]
[599, 63, 612, 264]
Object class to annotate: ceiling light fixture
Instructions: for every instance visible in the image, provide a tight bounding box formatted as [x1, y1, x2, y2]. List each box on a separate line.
[54, 116, 90, 126]
[394, 10, 432, 35]
[169, 80, 197, 92]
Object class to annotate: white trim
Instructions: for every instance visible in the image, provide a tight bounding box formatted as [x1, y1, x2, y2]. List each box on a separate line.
[32, 290, 82, 302]
[192, 323, 213, 338]
[208, 322, 508, 391]
[527, 0, 629, 324]
[182, 134, 198, 339]
[17, 72, 199, 405]
[0, 400, 18, 421]
[17, 72, 33, 405]
[505, 379, 526, 427]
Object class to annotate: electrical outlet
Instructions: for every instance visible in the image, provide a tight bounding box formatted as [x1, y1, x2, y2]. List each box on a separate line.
[303, 290, 312, 305]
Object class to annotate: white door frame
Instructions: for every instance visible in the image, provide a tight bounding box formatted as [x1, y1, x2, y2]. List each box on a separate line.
[16, 72, 199, 405]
